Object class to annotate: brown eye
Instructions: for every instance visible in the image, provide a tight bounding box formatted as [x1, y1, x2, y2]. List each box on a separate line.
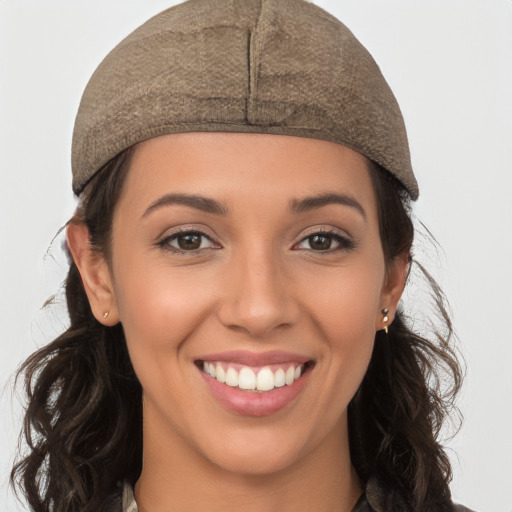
[177, 233, 202, 250]
[160, 230, 218, 252]
[308, 234, 333, 251]
[295, 231, 355, 252]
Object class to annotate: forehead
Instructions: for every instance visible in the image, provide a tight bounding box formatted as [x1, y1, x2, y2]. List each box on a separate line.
[120, 132, 377, 217]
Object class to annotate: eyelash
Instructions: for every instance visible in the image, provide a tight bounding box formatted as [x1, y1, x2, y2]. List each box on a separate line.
[157, 229, 220, 253]
[294, 230, 355, 253]
[157, 228, 355, 254]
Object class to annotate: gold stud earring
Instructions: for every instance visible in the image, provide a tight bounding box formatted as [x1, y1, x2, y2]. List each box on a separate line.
[103, 311, 110, 319]
[382, 308, 389, 334]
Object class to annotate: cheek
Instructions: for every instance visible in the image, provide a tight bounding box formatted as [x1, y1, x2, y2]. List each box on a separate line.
[110, 258, 219, 428]
[300, 255, 384, 389]
[111, 255, 215, 363]
[304, 261, 384, 341]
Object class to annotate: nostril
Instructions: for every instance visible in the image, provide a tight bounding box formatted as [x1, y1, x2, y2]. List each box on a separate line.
[215, 266, 300, 337]
[217, 302, 299, 338]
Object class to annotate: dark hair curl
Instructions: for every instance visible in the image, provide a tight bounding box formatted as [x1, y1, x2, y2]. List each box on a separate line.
[11, 149, 462, 512]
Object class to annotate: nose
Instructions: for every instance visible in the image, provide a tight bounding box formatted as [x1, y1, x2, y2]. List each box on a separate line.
[217, 246, 300, 338]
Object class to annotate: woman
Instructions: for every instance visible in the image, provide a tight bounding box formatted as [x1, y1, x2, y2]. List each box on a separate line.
[11, 0, 470, 511]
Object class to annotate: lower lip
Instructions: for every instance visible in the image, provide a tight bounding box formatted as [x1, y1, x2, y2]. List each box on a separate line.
[199, 368, 311, 417]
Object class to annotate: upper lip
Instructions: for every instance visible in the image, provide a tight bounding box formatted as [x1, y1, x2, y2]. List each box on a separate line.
[197, 350, 312, 366]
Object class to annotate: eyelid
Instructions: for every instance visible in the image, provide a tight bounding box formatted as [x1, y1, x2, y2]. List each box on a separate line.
[297, 225, 353, 242]
[156, 226, 222, 252]
[293, 226, 355, 252]
[156, 223, 219, 241]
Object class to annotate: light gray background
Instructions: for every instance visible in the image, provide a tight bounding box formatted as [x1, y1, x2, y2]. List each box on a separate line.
[1, 1, 511, 511]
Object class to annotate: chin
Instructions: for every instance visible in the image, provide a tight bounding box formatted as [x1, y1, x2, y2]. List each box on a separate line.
[207, 444, 304, 477]
[191, 422, 322, 478]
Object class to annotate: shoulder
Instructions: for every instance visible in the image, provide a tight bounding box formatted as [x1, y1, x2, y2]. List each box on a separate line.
[360, 475, 478, 512]
[122, 481, 139, 512]
[100, 481, 137, 512]
[105, 480, 477, 512]
[354, 499, 477, 512]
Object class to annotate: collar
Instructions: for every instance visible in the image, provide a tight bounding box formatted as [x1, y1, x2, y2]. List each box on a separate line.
[120, 481, 378, 512]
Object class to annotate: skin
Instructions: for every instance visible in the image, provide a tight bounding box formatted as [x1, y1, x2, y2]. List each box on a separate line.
[68, 133, 408, 512]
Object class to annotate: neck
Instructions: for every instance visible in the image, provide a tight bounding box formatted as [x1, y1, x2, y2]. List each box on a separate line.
[135, 409, 361, 512]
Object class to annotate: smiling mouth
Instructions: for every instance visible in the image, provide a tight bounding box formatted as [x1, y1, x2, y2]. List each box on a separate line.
[196, 360, 315, 393]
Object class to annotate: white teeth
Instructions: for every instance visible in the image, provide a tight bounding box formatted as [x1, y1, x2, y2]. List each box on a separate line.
[216, 363, 225, 383]
[239, 367, 256, 390]
[203, 361, 307, 391]
[225, 367, 239, 387]
[274, 368, 286, 388]
[256, 367, 274, 391]
[285, 366, 295, 385]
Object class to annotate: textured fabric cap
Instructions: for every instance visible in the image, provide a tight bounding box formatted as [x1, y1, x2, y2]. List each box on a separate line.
[72, 0, 419, 199]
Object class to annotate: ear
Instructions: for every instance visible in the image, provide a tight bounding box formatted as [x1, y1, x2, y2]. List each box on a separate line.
[375, 250, 409, 331]
[66, 221, 119, 325]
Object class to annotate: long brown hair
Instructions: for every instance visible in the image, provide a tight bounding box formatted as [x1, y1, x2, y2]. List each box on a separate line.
[11, 149, 462, 512]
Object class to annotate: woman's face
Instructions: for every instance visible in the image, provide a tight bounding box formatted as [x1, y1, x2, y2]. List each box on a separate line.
[102, 133, 404, 475]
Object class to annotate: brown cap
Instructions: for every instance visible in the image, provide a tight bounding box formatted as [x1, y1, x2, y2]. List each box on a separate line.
[72, 0, 418, 199]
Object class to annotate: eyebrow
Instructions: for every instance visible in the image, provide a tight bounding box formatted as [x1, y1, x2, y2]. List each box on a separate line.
[290, 192, 367, 221]
[142, 193, 228, 218]
[142, 191, 365, 220]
